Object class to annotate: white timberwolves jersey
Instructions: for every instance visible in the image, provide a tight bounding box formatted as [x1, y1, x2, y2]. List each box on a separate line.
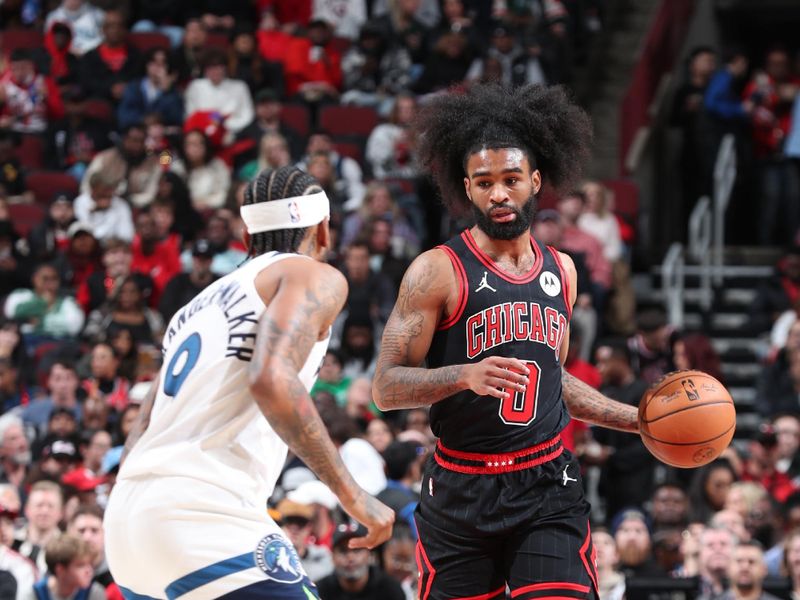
[117, 251, 330, 503]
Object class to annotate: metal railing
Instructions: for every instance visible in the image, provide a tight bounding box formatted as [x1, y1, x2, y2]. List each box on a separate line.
[712, 134, 737, 285]
[688, 196, 712, 310]
[660, 134, 736, 327]
[662, 242, 685, 328]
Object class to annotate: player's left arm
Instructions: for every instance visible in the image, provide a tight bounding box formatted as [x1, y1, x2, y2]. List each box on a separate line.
[556, 252, 639, 433]
[120, 374, 160, 465]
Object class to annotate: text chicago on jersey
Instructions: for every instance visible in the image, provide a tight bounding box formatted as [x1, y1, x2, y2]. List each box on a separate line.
[164, 281, 258, 362]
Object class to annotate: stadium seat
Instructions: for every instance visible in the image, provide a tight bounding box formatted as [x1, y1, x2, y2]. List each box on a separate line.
[206, 33, 230, 50]
[18, 135, 44, 169]
[602, 178, 639, 220]
[280, 104, 311, 138]
[1, 29, 43, 52]
[26, 171, 80, 204]
[319, 106, 379, 138]
[83, 98, 114, 123]
[8, 203, 44, 237]
[333, 141, 363, 165]
[127, 32, 170, 52]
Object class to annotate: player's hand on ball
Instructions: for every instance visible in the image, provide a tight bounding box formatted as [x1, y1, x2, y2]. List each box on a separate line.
[463, 356, 530, 399]
[343, 491, 395, 550]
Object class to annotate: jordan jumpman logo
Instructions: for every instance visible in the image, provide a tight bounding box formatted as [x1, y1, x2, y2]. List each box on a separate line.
[561, 465, 577, 486]
[475, 271, 497, 293]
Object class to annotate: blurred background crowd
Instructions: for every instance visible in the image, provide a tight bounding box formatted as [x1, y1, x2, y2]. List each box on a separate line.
[0, 0, 797, 598]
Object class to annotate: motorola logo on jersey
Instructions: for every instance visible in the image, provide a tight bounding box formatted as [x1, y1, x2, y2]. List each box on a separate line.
[539, 271, 561, 297]
[465, 302, 568, 359]
[255, 534, 305, 584]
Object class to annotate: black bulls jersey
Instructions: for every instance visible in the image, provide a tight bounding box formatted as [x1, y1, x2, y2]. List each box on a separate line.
[427, 229, 573, 453]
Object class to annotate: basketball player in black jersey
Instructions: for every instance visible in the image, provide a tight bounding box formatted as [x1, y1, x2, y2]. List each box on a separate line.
[373, 84, 642, 599]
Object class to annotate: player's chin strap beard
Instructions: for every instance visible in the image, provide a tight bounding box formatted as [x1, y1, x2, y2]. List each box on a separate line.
[241, 191, 330, 235]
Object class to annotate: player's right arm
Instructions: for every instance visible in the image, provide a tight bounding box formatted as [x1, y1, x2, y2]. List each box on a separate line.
[373, 250, 530, 411]
[249, 260, 393, 550]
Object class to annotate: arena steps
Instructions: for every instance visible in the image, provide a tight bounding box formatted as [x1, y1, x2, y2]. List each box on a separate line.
[645, 247, 779, 439]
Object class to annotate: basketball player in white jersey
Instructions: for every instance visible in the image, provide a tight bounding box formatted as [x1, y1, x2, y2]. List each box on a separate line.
[104, 166, 394, 599]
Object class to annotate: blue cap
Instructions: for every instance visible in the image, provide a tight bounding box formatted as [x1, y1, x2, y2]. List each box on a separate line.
[101, 446, 124, 475]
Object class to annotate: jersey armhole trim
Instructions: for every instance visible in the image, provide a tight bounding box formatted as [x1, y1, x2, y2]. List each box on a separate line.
[436, 245, 468, 331]
[548, 246, 572, 321]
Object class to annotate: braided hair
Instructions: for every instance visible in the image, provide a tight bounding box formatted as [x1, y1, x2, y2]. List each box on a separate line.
[243, 165, 324, 256]
[412, 83, 593, 213]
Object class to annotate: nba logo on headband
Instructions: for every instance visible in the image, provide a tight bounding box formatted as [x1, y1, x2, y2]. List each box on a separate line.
[289, 201, 301, 224]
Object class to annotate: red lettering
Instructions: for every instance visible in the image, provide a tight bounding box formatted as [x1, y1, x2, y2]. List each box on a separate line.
[545, 307, 559, 348]
[485, 305, 503, 349]
[513, 302, 529, 340]
[529, 303, 545, 343]
[466, 312, 484, 359]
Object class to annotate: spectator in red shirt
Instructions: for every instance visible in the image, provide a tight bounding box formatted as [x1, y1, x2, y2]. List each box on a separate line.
[743, 47, 800, 245]
[284, 18, 343, 103]
[257, 0, 311, 29]
[256, 11, 297, 65]
[79, 9, 142, 103]
[130, 210, 181, 303]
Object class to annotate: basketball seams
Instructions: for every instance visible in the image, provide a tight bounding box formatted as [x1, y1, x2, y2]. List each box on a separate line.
[642, 370, 728, 411]
[639, 421, 735, 446]
[640, 399, 734, 424]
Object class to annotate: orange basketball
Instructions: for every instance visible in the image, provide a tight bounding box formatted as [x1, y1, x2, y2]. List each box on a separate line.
[638, 370, 736, 468]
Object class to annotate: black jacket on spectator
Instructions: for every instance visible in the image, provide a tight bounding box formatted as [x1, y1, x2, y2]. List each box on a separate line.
[230, 56, 285, 98]
[133, 0, 190, 24]
[79, 44, 142, 101]
[756, 349, 800, 417]
[46, 116, 112, 171]
[0, 156, 26, 197]
[158, 273, 218, 323]
[593, 378, 655, 519]
[81, 271, 154, 314]
[317, 566, 406, 600]
[751, 274, 795, 334]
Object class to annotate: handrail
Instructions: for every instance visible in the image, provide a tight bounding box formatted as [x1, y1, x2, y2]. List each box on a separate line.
[688, 196, 712, 310]
[713, 134, 736, 286]
[662, 242, 685, 328]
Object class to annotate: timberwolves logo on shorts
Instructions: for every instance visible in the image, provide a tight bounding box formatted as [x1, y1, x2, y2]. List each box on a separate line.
[255, 534, 304, 584]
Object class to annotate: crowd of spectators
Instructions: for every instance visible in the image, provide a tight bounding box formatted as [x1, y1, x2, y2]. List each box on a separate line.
[0, 1, 795, 599]
[671, 43, 800, 247]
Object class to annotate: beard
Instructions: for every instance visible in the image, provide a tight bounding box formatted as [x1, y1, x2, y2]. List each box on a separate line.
[618, 543, 650, 567]
[10, 450, 31, 466]
[472, 193, 537, 240]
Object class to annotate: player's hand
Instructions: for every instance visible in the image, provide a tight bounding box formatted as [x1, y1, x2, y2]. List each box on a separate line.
[341, 490, 394, 550]
[463, 356, 530, 399]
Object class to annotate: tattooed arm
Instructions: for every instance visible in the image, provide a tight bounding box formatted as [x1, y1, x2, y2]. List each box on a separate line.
[120, 374, 160, 466]
[373, 250, 530, 411]
[556, 251, 639, 433]
[562, 369, 639, 432]
[249, 259, 393, 549]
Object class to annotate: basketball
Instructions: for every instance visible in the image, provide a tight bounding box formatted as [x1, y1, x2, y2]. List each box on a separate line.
[638, 370, 736, 468]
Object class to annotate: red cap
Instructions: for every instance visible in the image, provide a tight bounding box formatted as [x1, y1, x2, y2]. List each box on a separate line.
[62, 468, 106, 492]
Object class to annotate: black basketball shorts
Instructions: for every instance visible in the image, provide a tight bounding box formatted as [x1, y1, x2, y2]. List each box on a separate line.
[414, 435, 598, 600]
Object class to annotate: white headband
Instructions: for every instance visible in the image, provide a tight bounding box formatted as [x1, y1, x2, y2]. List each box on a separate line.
[240, 191, 330, 234]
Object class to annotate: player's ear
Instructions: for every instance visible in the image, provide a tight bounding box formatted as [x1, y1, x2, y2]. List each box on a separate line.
[242, 229, 251, 251]
[464, 176, 472, 201]
[531, 169, 542, 195]
[316, 217, 331, 254]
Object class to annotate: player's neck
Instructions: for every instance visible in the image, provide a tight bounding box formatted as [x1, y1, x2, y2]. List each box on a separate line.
[470, 226, 532, 264]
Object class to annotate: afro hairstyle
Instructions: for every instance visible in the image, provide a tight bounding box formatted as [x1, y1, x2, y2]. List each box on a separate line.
[412, 83, 593, 213]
